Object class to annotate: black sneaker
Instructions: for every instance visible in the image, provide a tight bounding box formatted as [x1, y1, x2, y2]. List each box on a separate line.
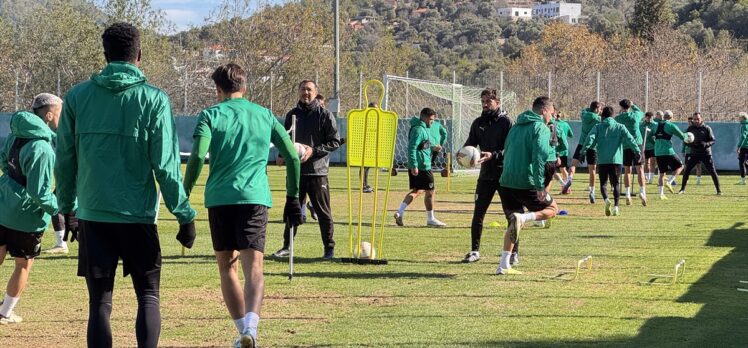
[363, 185, 374, 193]
[510, 252, 519, 266]
[323, 249, 335, 260]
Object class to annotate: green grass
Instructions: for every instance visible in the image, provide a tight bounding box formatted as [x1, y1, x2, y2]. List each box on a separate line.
[2, 166, 748, 347]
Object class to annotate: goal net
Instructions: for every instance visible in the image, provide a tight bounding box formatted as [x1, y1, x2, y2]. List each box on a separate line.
[382, 75, 518, 173]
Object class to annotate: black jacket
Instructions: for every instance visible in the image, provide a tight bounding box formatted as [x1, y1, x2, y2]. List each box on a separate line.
[686, 124, 715, 155]
[464, 108, 513, 181]
[285, 100, 341, 176]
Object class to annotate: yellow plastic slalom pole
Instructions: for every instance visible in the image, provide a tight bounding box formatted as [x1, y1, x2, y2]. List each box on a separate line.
[347, 163, 353, 258]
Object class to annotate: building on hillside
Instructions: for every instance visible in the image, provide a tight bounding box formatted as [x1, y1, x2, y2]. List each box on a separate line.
[497, 7, 532, 20]
[532, 1, 582, 24]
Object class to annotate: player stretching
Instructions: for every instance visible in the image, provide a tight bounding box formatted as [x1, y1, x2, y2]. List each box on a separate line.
[653, 110, 688, 200]
[614, 99, 647, 206]
[640, 111, 659, 184]
[563, 101, 602, 203]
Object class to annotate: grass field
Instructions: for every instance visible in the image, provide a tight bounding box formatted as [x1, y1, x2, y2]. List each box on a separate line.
[1, 166, 747, 347]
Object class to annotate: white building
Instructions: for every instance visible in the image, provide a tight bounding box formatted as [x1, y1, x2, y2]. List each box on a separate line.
[497, 7, 533, 21]
[532, 2, 582, 24]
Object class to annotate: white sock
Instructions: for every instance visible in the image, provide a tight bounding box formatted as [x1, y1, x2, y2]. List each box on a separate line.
[625, 187, 631, 197]
[522, 212, 536, 222]
[668, 175, 676, 184]
[397, 202, 408, 215]
[658, 186, 664, 195]
[500, 250, 512, 270]
[557, 179, 565, 186]
[0, 294, 20, 317]
[568, 174, 573, 181]
[55, 230, 66, 247]
[300, 204, 307, 216]
[244, 312, 259, 338]
[640, 187, 646, 194]
[426, 210, 435, 221]
[234, 318, 246, 333]
[588, 186, 594, 193]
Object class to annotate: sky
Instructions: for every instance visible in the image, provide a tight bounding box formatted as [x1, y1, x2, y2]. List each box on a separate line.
[152, 0, 285, 33]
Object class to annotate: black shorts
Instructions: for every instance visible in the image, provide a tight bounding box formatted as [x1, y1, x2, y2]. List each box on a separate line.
[77, 220, 161, 278]
[498, 186, 554, 220]
[208, 204, 268, 253]
[559, 156, 569, 169]
[0, 224, 43, 259]
[644, 149, 656, 159]
[656, 155, 683, 173]
[408, 169, 434, 190]
[622, 149, 642, 166]
[543, 161, 557, 187]
[572, 145, 598, 165]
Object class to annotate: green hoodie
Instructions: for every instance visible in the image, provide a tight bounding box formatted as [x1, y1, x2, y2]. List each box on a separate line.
[640, 119, 658, 151]
[500, 110, 552, 190]
[614, 104, 644, 145]
[408, 117, 432, 171]
[579, 108, 601, 147]
[0, 111, 58, 232]
[654, 120, 687, 156]
[56, 62, 195, 224]
[582, 117, 639, 165]
[428, 119, 447, 152]
[555, 119, 573, 156]
[739, 120, 748, 149]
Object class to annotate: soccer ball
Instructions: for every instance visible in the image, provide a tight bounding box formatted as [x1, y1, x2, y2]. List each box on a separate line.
[294, 143, 307, 158]
[684, 132, 695, 144]
[457, 146, 480, 168]
[354, 241, 376, 259]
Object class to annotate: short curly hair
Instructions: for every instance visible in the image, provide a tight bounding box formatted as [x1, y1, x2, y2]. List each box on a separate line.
[211, 63, 246, 93]
[102, 22, 141, 63]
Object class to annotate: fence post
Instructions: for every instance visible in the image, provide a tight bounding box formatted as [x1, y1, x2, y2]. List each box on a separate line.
[358, 70, 363, 109]
[15, 70, 19, 112]
[697, 71, 703, 113]
[382, 74, 389, 110]
[270, 71, 274, 115]
[405, 70, 409, 117]
[500, 70, 504, 105]
[547, 71, 552, 99]
[596, 71, 600, 101]
[183, 68, 188, 115]
[644, 71, 649, 112]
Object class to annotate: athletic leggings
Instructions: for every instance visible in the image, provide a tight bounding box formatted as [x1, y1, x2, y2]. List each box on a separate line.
[739, 148, 748, 177]
[86, 271, 161, 348]
[598, 164, 621, 206]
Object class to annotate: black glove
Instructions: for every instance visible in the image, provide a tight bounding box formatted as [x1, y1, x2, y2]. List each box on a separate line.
[176, 221, 196, 249]
[63, 212, 79, 242]
[283, 196, 304, 227]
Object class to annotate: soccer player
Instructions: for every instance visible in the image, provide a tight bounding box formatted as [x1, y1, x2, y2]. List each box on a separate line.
[581, 106, 640, 216]
[55, 23, 197, 348]
[458, 88, 512, 263]
[183, 64, 302, 348]
[496, 96, 558, 275]
[653, 110, 688, 200]
[0, 93, 62, 324]
[273, 80, 341, 260]
[614, 99, 647, 206]
[555, 111, 574, 190]
[681, 116, 702, 185]
[393, 108, 446, 227]
[428, 116, 447, 173]
[640, 111, 659, 184]
[736, 112, 748, 185]
[680, 112, 721, 195]
[563, 101, 602, 203]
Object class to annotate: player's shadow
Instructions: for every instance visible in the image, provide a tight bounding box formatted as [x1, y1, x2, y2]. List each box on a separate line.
[265, 270, 455, 280]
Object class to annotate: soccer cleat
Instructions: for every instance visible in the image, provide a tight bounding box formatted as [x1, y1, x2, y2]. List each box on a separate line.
[462, 251, 481, 263]
[322, 249, 335, 260]
[612, 206, 620, 216]
[625, 195, 632, 206]
[508, 213, 524, 243]
[496, 267, 523, 275]
[362, 185, 374, 193]
[393, 212, 404, 226]
[43, 245, 69, 254]
[426, 218, 447, 227]
[716, 191, 723, 196]
[588, 191, 596, 204]
[306, 202, 317, 221]
[0, 312, 22, 325]
[533, 220, 545, 228]
[561, 180, 572, 194]
[659, 195, 668, 200]
[664, 181, 674, 194]
[272, 248, 290, 258]
[234, 332, 256, 348]
[677, 190, 685, 195]
[510, 252, 519, 266]
[604, 199, 612, 216]
[640, 192, 647, 206]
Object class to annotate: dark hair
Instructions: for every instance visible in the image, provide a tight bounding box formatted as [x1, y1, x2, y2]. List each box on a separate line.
[316, 94, 325, 101]
[645, 111, 654, 118]
[590, 101, 602, 110]
[601, 106, 614, 118]
[102, 22, 141, 63]
[480, 88, 499, 101]
[298, 79, 317, 90]
[211, 63, 246, 93]
[420, 107, 435, 118]
[693, 112, 702, 118]
[532, 96, 552, 113]
[368, 102, 377, 108]
[619, 99, 632, 110]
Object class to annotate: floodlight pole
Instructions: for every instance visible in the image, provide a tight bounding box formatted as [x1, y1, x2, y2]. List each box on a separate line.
[333, 0, 340, 117]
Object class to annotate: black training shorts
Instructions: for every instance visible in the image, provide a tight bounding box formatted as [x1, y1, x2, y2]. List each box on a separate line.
[644, 149, 656, 159]
[622, 149, 642, 166]
[77, 220, 161, 279]
[498, 186, 554, 220]
[543, 161, 557, 188]
[656, 155, 683, 173]
[408, 169, 434, 190]
[0, 224, 43, 259]
[209, 204, 268, 253]
[559, 155, 569, 169]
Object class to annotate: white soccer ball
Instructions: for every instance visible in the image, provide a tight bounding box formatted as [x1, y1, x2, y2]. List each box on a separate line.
[685, 132, 695, 144]
[294, 143, 307, 158]
[354, 241, 376, 259]
[457, 146, 481, 168]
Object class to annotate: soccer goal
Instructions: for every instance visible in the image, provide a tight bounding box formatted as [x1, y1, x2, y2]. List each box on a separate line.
[382, 74, 518, 173]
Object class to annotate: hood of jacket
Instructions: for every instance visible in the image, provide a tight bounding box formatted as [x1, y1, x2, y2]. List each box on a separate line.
[516, 110, 543, 125]
[91, 61, 147, 92]
[600, 117, 616, 127]
[410, 116, 429, 129]
[10, 111, 54, 141]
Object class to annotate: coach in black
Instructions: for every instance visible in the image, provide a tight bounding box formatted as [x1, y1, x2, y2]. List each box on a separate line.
[274, 80, 341, 259]
[459, 88, 513, 263]
[680, 112, 721, 195]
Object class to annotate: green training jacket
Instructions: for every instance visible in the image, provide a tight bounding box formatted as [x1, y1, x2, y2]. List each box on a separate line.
[582, 117, 639, 165]
[56, 62, 195, 224]
[500, 110, 552, 190]
[428, 119, 447, 152]
[0, 111, 59, 232]
[739, 120, 748, 149]
[578, 108, 601, 147]
[640, 119, 658, 151]
[408, 117, 432, 171]
[555, 119, 573, 156]
[654, 120, 687, 156]
[614, 104, 644, 145]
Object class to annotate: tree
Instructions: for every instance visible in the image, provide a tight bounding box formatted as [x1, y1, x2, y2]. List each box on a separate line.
[630, 0, 676, 41]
